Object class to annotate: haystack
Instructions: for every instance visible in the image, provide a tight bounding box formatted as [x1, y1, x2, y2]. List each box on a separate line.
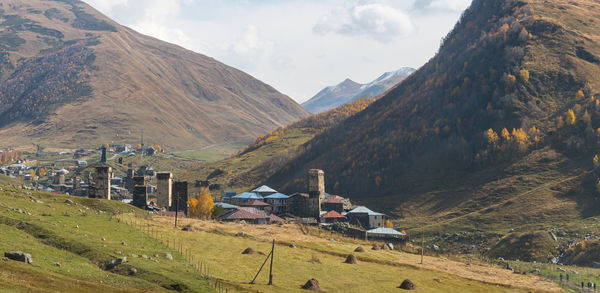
[398, 279, 416, 290]
[301, 278, 321, 291]
[354, 246, 365, 252]
[381, 244, 391, 250]
[344, 254, 358, 264]
[241, 248, 265, 255]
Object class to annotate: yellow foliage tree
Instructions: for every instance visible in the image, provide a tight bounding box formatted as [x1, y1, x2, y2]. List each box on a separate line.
[519, 69, 530, 82]
[576, 90, 585, 100]
[566, 109, 576, 125]
[188, 188, 214, 219]
[486, 129, 499, 145]
[505, 74, 516, 87]
[384, 219, 394, 228]
[594, 155, 600, 167]
[501, 128, 511, 141]
[512, 128, 528, 145]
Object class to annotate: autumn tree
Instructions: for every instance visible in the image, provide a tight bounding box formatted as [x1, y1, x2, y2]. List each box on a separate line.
[566, 109, 576, 125]
[519, 69, 529, 82]
[486, 129, 499, 145]
[384, 219, 394, 228]
[187, 188, 214, 219]
[505, 73, 516, 87]
[594, 155, 600, 168]
[501, 128, 511, 141]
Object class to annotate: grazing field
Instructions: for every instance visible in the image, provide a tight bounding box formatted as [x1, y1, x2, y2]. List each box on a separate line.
[123, 214, 560, 293]
[0, 185, 213, 292]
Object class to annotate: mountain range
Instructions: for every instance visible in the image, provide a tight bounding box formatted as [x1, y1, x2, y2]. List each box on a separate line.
[265, 0, 600, 237]
[301, 68, 415, 114]
[0, 0, 308, 151]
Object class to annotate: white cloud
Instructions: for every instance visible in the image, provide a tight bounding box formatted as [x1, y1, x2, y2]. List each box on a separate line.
[413, 0, 471, 12]
[82, 0, 468, 101]
[313, 3, 414, 43]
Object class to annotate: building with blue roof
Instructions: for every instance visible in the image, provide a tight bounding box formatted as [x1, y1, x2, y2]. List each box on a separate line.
[263, 192, 289, 214]
[230, 192, 263, 205]
[221, 190, 236, 203]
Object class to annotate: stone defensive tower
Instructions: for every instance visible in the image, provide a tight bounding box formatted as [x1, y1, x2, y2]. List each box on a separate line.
[53, 173, 65, 185]
[132, 176, 147, 209]
[94, 166, 112, 200]
[171, 181, 188, 215]
[156, 172, 173, 208]
[307, 169, 325, 218]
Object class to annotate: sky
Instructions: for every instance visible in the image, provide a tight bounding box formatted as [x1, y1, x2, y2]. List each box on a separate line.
[82, 0, 471, 103]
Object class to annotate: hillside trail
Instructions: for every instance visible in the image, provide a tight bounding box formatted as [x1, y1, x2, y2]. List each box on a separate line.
[425, 168, 593, 229]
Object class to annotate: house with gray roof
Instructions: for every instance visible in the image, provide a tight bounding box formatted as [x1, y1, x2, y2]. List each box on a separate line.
[346, 206, 385, 229]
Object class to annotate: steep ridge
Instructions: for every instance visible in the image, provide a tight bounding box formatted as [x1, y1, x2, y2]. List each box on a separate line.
[265, 0, 600, 233]
[301, 68, 414, 114]
[0, 0, 308, 150]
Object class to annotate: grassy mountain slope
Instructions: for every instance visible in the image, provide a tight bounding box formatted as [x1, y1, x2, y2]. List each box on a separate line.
[264, 0, 600, 236]
[0, 185, 213, 292]
[0, 0, 308, 151]
[0, 183, 560, 292]
[181, 98, 375, 195]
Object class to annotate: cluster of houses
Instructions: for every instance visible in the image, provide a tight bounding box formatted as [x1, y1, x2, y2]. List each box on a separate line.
[214, 169, 406, 240]
[1, 147, 406, 241]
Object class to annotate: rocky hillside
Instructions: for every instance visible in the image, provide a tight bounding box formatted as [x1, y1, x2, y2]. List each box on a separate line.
[0, 0, 308, 150]
[265, 0, 600, 235]
[302, 68, 414, 114]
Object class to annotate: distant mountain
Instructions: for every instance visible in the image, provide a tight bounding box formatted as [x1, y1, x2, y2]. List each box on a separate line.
[301, 68, 415, 114]
[0, 0, 308, 150]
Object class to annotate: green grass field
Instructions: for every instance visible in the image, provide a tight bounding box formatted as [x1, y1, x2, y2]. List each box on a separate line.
[0, 182, 563, 292]
[0, 184, 213, 292]
[122, 215, 560, 293]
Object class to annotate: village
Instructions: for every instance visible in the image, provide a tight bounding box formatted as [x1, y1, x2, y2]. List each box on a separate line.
[0, 145, 407, 243]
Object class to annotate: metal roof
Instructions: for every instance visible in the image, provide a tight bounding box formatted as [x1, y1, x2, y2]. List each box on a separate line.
[252, 185, 277, 193]
[217, 207, 268, 221]
[321, 210, 346, 218]
[367, 228, 406, 236]
[232, 192, 263, 199]
[214, 202, 238, 209]
[264, 192, 289, 199]
[241, 200, 270, 206]
[347, 206, 385, 216]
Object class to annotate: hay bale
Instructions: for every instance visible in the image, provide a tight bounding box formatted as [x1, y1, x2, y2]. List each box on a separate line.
[344, 254, 358, 264]
[241, 248, 265, 255]
[371, 245, 380, 250]
[354, 246, 366, 252]
[398, 279, 416, 290]
[181, 224, 197, 231]
[301, 278, 321, 291]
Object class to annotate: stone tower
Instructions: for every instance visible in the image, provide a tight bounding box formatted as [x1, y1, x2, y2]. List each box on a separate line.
[132, 176, 147, 209]
[94, 166, 112, 200]
[53, 173, 65, 185]
[101, 146, 107, 163]
[307, 169, 325, 218]
[156, 172, 173, 208]
[171, 181, 188, 215]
